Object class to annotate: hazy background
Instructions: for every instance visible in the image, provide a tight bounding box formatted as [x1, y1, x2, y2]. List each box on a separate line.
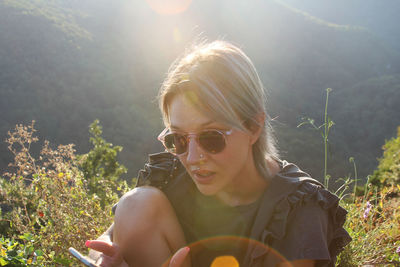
[1, 0, 399, 186]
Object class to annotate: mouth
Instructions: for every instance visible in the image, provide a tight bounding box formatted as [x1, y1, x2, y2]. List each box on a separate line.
[191, 169, 216, 184]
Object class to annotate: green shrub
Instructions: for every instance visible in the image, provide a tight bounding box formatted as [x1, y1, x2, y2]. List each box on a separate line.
[370, 126, 400, 187]
[0, 121, 129, 266]
[337, 127, 400, 266]
[0, 235, 45, 266]
[77, 119, 129, 207]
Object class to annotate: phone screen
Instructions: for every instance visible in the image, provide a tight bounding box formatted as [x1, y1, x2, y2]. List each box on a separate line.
[68, 247, 97, 267]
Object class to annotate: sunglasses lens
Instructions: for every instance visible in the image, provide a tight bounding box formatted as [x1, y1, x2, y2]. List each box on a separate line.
[164, 133, 187, 154]
[162, 130, 227, 155]
[199, 130, 226, 154]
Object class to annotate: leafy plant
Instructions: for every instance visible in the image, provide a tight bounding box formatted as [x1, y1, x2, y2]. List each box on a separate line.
[369, 126, 400, 188]
[77, 119, 129, 207]
[0, 235, 45, 266]
[337, 126, 400, 266]
[338, 184, 400, 266]
[0, 121, 129, 266]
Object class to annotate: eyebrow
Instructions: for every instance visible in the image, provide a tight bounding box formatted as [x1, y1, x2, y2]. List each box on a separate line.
[170, 121, 217, 131]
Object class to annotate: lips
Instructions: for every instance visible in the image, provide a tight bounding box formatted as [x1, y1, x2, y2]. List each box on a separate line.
[191, 169, 215, 184]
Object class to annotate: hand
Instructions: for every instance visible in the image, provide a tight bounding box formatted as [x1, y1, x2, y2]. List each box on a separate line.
[86, 240, 190, 267]
[86, 240, 128, 267]
[166, 246, 190, 267]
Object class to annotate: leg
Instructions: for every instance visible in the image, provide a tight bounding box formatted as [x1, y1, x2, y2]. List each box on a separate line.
[113, 186, 189, 267]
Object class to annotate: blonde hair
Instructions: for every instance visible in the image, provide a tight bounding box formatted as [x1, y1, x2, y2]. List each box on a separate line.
[158, 40, 278, 178]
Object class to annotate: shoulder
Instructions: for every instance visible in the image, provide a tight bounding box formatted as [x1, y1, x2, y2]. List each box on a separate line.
[262, 161, 351, 265]
[274, 162, 348, 232]
[136, 151, 186, 190]
[112, 152, 191, 215]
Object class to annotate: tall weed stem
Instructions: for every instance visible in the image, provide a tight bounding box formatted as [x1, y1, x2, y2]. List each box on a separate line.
[297, 88, 333, 189]
[323, 88, 332, 188]
[350, 157, 358, 202]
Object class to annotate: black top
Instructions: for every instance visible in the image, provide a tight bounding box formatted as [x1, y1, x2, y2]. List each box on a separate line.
[132, 152, 351, 267]
[183, 190, 261, 266]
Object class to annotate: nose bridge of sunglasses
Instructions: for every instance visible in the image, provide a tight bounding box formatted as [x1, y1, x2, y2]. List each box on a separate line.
[182, 134, 209, 158]
[186, 133, 202, 150]
[186, 142, 206, 161]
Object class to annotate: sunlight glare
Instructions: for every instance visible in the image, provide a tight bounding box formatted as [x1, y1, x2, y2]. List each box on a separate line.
[173, 27, 182, 43]
[146, 0, 192, 15]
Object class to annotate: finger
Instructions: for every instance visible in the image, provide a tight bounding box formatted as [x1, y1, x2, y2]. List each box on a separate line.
[86, 240, 119, 257]
[97, 253, 128, 267]
[96, 254, 114, 267]
[169, 247, 190, 267]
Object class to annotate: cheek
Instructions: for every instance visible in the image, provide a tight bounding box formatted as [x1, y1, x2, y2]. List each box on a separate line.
[214, 138, 252, 168]
[227, 134, 252, 155]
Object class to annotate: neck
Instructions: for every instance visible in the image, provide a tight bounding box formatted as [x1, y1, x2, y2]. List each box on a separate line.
[216, 156, 280, 207]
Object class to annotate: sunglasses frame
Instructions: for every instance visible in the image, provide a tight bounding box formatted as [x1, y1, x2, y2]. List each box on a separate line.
[157, 128, 233, 155]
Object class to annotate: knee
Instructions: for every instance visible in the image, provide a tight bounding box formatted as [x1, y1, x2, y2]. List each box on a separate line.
[114, 186, 171, 226]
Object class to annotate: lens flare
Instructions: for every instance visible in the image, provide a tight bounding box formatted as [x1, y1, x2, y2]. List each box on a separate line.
[211, 255, 239, 267]
[146, 0, 192, 15]
[173, 27, 182, 43]
[164, 236, 289, 266]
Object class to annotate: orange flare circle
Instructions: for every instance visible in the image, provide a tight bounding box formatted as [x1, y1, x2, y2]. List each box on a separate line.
[164, 236, 289, 266]
[211, 255, 239, 267]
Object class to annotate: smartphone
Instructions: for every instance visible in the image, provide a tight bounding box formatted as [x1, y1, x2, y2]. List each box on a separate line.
[68, 247, 97, 267]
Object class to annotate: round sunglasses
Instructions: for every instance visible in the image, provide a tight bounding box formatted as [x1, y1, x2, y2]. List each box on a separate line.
[157, 128, 233, 155]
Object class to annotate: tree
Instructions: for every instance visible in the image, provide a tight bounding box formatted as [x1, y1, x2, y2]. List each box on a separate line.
[78, 120, 128, 207]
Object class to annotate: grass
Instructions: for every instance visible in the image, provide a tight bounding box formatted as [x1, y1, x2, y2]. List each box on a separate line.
[338, 185, 400, 266]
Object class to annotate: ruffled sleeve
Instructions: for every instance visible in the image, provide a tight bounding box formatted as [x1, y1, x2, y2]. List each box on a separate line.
[136, 152, 181, 189]
[112, 152, 188, 214]
[264, 182, 351, 267]
[243, 161, 351, 267]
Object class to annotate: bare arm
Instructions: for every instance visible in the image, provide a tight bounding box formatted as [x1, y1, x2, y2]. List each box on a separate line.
[86, 229, 190, 267]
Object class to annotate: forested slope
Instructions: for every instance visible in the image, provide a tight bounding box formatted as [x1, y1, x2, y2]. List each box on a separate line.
[0, 0, 399, 182]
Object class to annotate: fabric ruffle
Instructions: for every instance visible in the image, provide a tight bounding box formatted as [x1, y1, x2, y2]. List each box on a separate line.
[261, 181, 352, 265]
[136, 152, 181, 189]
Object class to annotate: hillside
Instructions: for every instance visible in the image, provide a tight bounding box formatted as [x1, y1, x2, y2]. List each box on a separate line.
[280, 0, 400, 53]
[0, 0, 399, 182]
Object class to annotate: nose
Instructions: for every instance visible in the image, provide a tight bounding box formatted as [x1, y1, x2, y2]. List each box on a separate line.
[185, 135, 204, 164]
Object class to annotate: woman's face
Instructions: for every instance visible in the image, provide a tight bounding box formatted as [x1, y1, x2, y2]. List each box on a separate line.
[168, 94, 259, 197]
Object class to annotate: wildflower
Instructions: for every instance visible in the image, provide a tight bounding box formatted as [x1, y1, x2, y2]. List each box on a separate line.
[396, 246, 400, 255]
[363, 201, 372, 219]
[38, 211, 44, 218]
[32, 251, 37, 263]
[1, 248, 6, 257]
[58, 172, 64, 178]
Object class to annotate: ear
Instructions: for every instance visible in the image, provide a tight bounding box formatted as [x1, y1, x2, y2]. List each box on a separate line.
[248, 112, 266, 145]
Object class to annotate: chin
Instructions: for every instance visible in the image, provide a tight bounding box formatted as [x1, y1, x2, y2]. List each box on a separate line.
[195, 183, 219, 196]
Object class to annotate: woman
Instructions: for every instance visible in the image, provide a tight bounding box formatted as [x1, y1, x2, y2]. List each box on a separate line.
[86, 41, 351, 267]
